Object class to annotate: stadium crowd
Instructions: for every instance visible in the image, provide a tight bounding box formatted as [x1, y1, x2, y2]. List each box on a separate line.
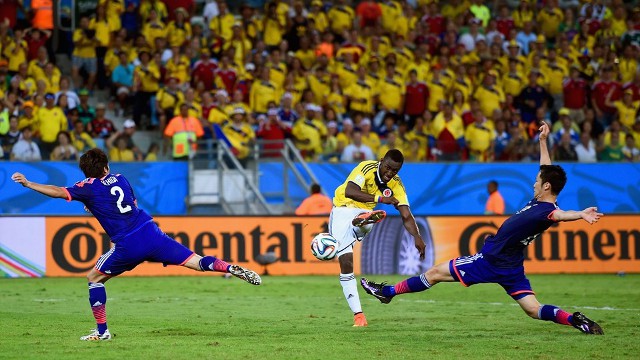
[1, 0, 640, 163]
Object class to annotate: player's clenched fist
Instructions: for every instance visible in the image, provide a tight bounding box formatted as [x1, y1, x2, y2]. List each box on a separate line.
[11, 172, 29, 187]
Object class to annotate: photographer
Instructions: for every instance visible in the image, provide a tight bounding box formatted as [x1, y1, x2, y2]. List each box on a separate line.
[71, 16, 98, 90]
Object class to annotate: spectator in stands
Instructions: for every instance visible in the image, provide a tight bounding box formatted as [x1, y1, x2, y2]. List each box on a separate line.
[554, 132, 578, 161]
[109, 134, 136, 161]
[88, 103, 116, 139]
[257, 108, 287, 158]
[431, 101, 465, 161]
[50, 131, 78, 161]
[341, 129, 374, 162]
[222, 106, 255, 163]
[76, 89, 96, 126]
[622, 133, 640, 161]
[295, 183, 332, 215]
[518, 70, 550, 124]
[598, 131, 624, 161]
[106, 119, 144, 160]
[17, 101, 37, 131]
[465, 109, 495, 162]
[606, 89, 640, 131]
[112, 52, 135, 115]
[553, 108, 580, 146]
[292, 104, 327, 161]
[1, 115, 21, 159]
[592, 66, 622, 126]
[72, 16, 99, 90]
[133, 49, 161, 128]
[10, 126, 41, 161]
[336, 118, 354, 152]
[575, 132, 597, 163]
[484, 180, 505, 215]
[494, 120, 511, 161]
[37, 93, 66, 159]
[70, 120, 97, 154]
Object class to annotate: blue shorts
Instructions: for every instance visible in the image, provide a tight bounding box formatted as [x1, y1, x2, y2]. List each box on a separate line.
[448, 253, 534, 300]
[95, 222, 194, 276]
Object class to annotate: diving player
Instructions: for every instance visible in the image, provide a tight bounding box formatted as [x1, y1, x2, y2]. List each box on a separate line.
[12, 148, 262, 341]
[361, 123, 605, 335]
[331, 149, 426, 327]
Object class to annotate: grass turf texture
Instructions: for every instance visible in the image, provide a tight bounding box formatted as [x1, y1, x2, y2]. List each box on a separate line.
[0, 274, 638, 360]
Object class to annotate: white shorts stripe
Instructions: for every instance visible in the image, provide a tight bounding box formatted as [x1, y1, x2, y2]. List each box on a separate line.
[95, 248, 115, 270]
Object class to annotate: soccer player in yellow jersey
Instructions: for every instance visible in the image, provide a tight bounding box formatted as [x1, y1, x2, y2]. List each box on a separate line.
[330, 150, 426, 327]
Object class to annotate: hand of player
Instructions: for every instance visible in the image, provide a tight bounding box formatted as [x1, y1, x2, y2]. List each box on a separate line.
[11, 172, 29, 187]
[379, 196, 399, 206]
[581, 207, 603, 224]
[538, 121, 550, 142]
[414, 236, 426, 260]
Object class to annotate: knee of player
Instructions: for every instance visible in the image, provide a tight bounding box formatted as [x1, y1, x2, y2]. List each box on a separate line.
[424, 266, 443, 284]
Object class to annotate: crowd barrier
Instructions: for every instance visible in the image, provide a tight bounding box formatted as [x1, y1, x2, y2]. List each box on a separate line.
[1, 215, 638, 278]
[3, 162, 640, 216]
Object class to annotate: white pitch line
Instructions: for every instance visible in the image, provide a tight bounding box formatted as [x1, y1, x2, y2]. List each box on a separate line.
[392, 298, 640, 312]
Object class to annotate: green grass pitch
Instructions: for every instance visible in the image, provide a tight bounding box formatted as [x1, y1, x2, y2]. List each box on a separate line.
[1, 274, 639, 360]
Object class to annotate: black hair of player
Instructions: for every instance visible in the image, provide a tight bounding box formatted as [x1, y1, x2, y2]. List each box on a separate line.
[79, 148, 109, 179]
[539, 165, 567, 195]
[384, 149, 404, 164]
[310, 183, 321, 194]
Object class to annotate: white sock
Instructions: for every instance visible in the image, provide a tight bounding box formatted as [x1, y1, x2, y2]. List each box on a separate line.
[339, 273, 362, 314]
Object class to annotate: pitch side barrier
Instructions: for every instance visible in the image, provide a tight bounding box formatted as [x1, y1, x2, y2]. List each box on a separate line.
[1, 216, 638, 277]
[3, 162, 640, 216]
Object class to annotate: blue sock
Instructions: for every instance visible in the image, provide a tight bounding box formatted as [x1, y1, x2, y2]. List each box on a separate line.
[199, 256, 231, 272]
[88, 282, 108, 334]
[538, 305, 573, 325]
[382, 274, 431, 297]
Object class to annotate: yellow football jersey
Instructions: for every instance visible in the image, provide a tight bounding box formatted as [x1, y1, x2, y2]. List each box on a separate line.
[333, 160, 409, 210]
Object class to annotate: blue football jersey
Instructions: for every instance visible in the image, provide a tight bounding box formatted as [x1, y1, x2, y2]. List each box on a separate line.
[64, 174, 153, 242]
[481, 198, 558, 268]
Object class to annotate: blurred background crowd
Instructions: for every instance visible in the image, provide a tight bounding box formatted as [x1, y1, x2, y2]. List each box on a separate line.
[1, 0, 639, 163]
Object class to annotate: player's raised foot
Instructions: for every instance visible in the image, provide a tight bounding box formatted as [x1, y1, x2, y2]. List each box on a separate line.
[360, 278, 393, 304]
[353, 312, 368, 327]
[229, 265, 262, 285]
[571, 312, 604, 335]
[352, 210, 386, 227]
[80, 329, 112, 341]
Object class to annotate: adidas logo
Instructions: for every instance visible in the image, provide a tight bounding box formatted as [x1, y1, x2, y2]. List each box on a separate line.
[347, 294, 354, 299]
[460, 270, 466, 276]
[92, 301, 103, 307]
[104, 270, 111, 274]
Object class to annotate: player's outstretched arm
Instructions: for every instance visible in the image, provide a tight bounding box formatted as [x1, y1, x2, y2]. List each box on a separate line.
[551, 207, 604, 224]
[398, 205, 426, 259]
[538, 121, 551, 166]
[12, 172, 69, 199]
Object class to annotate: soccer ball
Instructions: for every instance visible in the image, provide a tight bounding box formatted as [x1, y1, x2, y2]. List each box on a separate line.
[311, 233, 338, 261]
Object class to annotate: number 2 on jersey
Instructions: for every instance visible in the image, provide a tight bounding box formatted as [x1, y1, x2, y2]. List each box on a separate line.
[111, 186, 132, 213]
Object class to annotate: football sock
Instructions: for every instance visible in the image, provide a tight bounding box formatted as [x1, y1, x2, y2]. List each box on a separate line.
[88, 282, 108, 334]
[382, 273, 431, 297]
[538, 305, 573, 325]
[199, 256, 230, 273]
[339, 273, 362, 314]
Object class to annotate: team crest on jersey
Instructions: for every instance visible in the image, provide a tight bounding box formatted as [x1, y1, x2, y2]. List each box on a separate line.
[382, 188, 393, 197]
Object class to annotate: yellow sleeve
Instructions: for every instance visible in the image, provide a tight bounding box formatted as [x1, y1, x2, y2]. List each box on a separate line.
[345, 161, 371, 189]
[390, 177, 409, 206]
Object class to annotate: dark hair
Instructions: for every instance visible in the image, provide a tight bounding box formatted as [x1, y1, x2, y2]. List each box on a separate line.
[539, 165, 567, 195]
[384, 149, 404, 164]
[310, 183, 321, 194]
[79, 148, 109, 178]
[489, 180, 498, 188]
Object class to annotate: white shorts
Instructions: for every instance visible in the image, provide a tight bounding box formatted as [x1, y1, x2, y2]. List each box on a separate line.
[329, 207, 375, 257]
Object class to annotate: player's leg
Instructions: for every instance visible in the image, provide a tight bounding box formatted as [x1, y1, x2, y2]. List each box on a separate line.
[361, 260, 455, 303]
[181, 254, 261, 285]
[331, 207, 367, 326]
[362, 253, 488, 303]
[80, 245, 130, 341]
[514, 294, 604, 335]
